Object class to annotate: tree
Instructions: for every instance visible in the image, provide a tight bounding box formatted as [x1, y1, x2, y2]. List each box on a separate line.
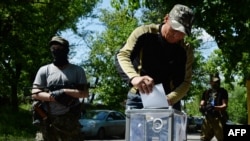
[0, 0, 99, 111]
[227, 85, 247, 123]
[119, 0, 250, 84]
[84, 6, 139, 110]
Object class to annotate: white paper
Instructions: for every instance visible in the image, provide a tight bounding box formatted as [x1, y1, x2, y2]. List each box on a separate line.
[140, 83, 169, 108]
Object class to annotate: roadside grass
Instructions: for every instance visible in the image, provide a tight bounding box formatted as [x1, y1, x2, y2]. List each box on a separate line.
[0, 104, 37, 141]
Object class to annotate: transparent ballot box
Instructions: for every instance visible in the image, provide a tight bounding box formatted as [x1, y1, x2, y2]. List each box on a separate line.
[125, 108, 187, 141]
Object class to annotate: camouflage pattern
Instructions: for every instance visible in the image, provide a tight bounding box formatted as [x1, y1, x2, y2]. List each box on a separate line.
[169, 4, 194, 35]
[200, 115, 224, 141]
[49, 36, 69, 48]
[35, 113, 84, 141]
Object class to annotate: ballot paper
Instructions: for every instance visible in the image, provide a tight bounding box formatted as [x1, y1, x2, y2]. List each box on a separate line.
[140, 83, 169, 108]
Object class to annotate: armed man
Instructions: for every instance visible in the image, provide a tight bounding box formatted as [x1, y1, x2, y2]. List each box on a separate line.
[31, 36, 89, 141]
[199, 73, 229, 141]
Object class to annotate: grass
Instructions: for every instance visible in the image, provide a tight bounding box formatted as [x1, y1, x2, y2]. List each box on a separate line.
[0, 104, 37, 141]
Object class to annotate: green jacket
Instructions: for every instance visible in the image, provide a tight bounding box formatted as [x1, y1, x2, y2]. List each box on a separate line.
[115, 23, 193, 104]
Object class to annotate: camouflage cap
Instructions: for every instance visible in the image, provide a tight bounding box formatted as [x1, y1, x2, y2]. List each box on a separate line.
[49, 36, 69, 47]
[169, 4, 194, 36]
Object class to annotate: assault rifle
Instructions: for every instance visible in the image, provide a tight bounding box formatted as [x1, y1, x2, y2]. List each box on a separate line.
[31, 83, 90, 93]
[30, 83, 89, 126]
[199, 103, 215, 115]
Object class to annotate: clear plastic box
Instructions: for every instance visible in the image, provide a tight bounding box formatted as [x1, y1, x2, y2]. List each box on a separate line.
[125, 107, 187, 141]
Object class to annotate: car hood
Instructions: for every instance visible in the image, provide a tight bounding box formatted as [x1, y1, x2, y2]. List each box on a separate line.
[79, 119, 102, 126]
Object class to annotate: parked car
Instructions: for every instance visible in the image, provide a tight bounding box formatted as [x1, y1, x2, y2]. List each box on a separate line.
[187, 116, 204, 133]
[226, 120, 236, 125]
[79, 109, 126, 139]
[193, 116, 204, 132]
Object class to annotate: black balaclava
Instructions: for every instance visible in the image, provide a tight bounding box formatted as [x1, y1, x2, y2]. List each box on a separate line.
[50, 43, 69, 67]
[210, 73, 221, 90]
[211, 80, 220, 90]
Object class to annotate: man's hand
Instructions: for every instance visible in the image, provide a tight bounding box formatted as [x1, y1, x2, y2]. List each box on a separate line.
[50, 89, 76, 106]
[205, 104, 214, 113]
[50, 89, 64, 97]
[199, 104, 214, 115]
[131, 76, 154, 94]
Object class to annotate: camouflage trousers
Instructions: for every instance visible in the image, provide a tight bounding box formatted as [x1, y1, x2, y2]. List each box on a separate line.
[200, 115, 225, 141]
[35, 113, 84, 141]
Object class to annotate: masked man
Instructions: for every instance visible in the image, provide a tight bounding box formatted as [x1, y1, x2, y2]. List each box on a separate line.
[200, 73, 229, 141]
[31, 36, 89, 141]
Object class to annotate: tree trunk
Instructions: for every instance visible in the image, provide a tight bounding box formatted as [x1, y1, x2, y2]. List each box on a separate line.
[11, 85, 18, 112]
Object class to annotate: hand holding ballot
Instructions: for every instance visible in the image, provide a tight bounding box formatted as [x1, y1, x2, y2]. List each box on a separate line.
[130, 76, 154, 94]
[140, 83, 169, 108]
[130, 76, 170, 108]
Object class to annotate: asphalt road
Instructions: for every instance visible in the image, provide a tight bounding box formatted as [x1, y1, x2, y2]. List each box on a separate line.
[187, 133, 217, 141]
[85, 133, 218, 141]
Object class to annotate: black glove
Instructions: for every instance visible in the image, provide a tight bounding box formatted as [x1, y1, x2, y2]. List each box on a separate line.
[205, 104, 214, 113]
[50, 89, 64, 97]
[199, 104, 214, 115]
[50, 89, 76, 107]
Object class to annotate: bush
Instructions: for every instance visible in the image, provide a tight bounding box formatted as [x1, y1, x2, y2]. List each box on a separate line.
[0, 104, 37, 140]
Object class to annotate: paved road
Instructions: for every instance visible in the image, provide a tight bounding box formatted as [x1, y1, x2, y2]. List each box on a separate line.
[187, 133, 217, 141]
[85, 133, 218, 141]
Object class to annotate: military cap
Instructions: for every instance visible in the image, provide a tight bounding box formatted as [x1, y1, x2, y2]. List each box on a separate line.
[169, 4, 194, 36]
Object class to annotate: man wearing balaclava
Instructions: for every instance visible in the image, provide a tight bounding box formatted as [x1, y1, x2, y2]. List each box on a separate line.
[31, 36, 89, 141]
[50, 36, 70, 67]
[199, 73, 229, 141]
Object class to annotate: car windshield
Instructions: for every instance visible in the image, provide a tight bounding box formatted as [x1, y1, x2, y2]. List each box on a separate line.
[194, 118, 203, 124]
[83, 111, 108, 120]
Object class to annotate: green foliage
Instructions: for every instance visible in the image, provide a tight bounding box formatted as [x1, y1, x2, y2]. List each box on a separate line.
[183, 32, 207, 102]
[227, 85, 248, 124]
[193, 0, 250, 82]
[85, 8, 139, 110]
[0, 0, 99, 111]
[0, 104, 36, 140]
[111, 0, 140, 11]
[184, 95, 203, 116]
